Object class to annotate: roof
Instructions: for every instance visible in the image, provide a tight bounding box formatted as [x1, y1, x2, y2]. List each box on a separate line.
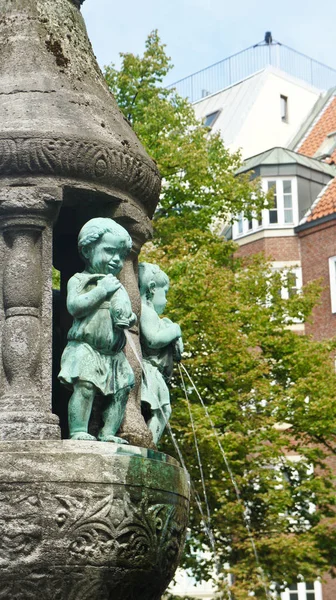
[300, 178, 336, 223]
[193, 69, 269, 148]
[296, 95, 336, 162]
[193, 67, 321, 153]
[288, 87, 336, 151]
[236, 147, 336, 176]
[290, 86, 336, 224]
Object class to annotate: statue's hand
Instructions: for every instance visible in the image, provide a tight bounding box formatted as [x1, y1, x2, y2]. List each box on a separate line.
[98, 274, 121, 296]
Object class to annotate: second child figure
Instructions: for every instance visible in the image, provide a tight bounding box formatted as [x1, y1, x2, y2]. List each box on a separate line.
[59, 217, 136, 443]
[138, 262, 183, 444]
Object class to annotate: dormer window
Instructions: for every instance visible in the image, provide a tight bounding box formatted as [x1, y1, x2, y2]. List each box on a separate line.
[313, 131, 336, 160]
[203, 110, 221, 128]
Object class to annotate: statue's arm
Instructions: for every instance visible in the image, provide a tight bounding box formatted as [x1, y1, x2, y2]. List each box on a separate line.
[140, 305, 181, 350]
[67, 276, 107, 318]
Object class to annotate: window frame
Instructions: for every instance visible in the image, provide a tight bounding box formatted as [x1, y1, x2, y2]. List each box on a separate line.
[232, 177, 298, 239]
[264, 177, 298, 228]
[329, 255, 336, 314]
[281, 580, 322, 600]
[203, 110, 221, 128]
[281, 94, 289, 122]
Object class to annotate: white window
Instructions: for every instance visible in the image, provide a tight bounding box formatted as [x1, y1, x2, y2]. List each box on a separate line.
[268, 180, 278, 224]
[238, 212, 243, 234]
[232, 178, 297, 239]
[265, 178, 298, 227]
[280, 267, 302, 300]
[281, 95, 288, 122]
[283, 181, 293, 224]
[281, 580, 322, 600]
[329, 256, 336, 313]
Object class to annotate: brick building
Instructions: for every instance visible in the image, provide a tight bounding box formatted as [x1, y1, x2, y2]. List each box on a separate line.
[232, 94, 336, 341]
[229, 84, 336, 600]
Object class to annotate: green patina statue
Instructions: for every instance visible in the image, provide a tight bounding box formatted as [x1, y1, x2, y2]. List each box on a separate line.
[139, 263, 183, 444]
[58, 217, 136, 443]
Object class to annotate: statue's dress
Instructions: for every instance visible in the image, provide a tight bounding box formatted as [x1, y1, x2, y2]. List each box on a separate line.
[59, 273, 134, 395]
[141, 312, 174, 411]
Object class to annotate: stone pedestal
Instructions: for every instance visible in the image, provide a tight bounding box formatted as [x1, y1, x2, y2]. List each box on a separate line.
[0, 441, 190, 600]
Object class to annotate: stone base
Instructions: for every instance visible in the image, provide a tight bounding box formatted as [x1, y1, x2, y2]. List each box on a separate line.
[0, 441, 190, 600]
[0, 411, 60, 440]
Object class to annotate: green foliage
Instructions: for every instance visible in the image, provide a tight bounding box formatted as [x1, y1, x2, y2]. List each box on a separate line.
[52, 266, 60, 290]
[143, 234, 336, 599]
[105, 32, 336, 599]
[105, 30, 265, 236]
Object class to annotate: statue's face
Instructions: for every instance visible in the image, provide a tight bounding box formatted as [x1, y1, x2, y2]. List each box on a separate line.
[152, 284, 168, 315]
[89, 233, 129, 275]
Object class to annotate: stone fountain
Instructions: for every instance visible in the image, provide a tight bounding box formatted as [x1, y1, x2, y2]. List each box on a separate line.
[0, 1, 189, 598]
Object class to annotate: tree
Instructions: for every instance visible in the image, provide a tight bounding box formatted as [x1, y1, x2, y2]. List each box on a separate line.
[105, 30, 265, 239]
[105, 34, 336, 599]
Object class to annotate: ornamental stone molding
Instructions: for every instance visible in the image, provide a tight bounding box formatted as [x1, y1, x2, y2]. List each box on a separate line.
[0, 442, 189, 600]
[0, 0, 161, 217]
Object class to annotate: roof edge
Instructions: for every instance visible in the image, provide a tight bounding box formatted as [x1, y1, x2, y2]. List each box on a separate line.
[288, 88, 336, 151]
[295, 211, 336, 233]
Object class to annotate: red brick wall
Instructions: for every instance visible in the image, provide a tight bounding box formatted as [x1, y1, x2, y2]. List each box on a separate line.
[298, 219, 336, 340]
[322, 574, 336, 600]
[236, 235, 300, 261]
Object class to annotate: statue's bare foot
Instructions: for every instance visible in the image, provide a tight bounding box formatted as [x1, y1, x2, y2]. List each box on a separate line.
[98, 433, 129, 444]
[70, 432, 97, 441]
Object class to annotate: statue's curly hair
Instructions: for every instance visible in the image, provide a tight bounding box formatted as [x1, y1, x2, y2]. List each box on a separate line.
[78, 218, 132, 260]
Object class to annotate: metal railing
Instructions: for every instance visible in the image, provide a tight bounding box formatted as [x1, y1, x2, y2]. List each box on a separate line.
[167, 41, 336, 103]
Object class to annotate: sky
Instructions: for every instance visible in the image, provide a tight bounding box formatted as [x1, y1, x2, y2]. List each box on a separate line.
[82, 0, 336, 88]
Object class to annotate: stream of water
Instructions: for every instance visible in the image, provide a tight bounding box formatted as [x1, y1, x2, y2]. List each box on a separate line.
[180, 363, 273, 600]
[125, 330, 270, 599]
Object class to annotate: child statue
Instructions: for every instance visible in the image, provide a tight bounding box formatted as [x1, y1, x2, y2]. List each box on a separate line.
[138, 263, 183, 444]
[58, 217, 136, 443]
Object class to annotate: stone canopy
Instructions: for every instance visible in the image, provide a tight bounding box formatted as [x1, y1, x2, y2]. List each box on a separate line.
[0, 0, 161, 217]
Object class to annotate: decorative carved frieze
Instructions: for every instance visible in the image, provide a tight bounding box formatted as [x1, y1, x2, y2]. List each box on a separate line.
[0, 137, 161, 214]
[0, 442, 190, 600]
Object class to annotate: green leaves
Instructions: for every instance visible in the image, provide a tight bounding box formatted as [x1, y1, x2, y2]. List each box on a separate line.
[105, 32, 336, 597]
[144, 233, 336, 596]
[104, 30, 265, 237]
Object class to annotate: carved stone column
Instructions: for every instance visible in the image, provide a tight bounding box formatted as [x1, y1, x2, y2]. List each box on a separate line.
[0, 187, 62, 440]
[116, 216, 155, 448]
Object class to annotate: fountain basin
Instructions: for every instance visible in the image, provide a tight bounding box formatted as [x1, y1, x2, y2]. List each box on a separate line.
[0, 441, 189, 599]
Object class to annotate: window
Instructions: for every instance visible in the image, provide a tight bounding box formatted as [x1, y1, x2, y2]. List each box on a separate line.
[238, 212, 243, 234]
[281, 581, 322, 600]
[232, 178, 297, 239]
[275, 267, 302, 301]
[283, 181, 293, 223]
[265, 178, 297, 227]
[203, 110, 221, 128]
[329, 256, 336, 313]
[281, 95, 288, 122]
[289, 584, 299, 600]
[314, 131, 336, 159]
[268, 180, 278, 223]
